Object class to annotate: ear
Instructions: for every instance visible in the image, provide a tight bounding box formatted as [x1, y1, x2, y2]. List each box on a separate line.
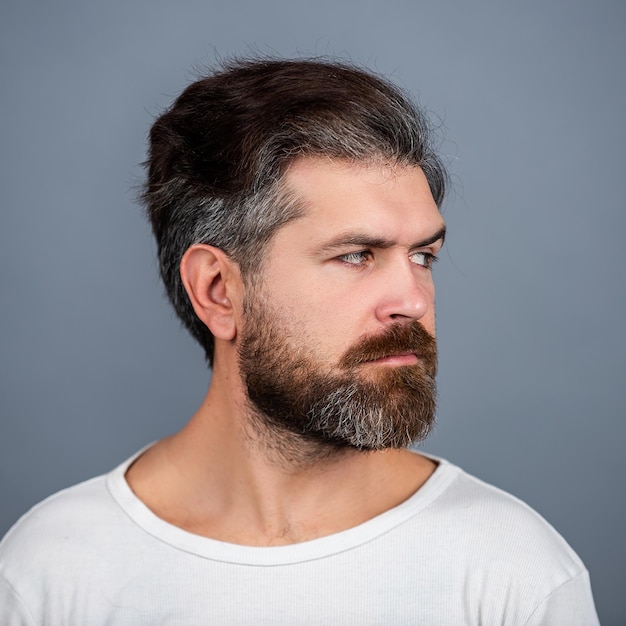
[180, 244, 242, 342]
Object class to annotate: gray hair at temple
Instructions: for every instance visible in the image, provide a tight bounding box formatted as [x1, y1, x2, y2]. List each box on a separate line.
[141, 57, 448, 365]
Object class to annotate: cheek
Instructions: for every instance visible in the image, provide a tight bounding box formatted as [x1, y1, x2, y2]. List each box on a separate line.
[287, 291, 359, 356]
[415, 282, 437, 335]
[421, 310, 437, 337]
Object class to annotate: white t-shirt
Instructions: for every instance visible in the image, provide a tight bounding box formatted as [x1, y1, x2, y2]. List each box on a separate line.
[0, 450, 599, 625]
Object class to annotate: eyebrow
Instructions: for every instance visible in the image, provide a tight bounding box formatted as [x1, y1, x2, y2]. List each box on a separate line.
[314, 225, 447, 254]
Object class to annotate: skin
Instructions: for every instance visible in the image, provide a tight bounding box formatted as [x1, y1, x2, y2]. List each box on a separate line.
[126, 157, 447, 546]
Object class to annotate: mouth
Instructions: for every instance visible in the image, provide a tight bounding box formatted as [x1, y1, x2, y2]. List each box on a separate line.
[366, 352, 419, 366]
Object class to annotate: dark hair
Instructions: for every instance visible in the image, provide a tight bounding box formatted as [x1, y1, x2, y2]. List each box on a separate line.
[142, 57, 448, 364]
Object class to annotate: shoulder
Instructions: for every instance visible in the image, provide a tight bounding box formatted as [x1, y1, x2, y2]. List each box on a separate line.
[0, 446, 152, 559]
[0, 457, 151, 622]
[392, 456, 599, 623]
[450, 463, 576, 536]
[0, 456, 153, 624]
[418, 457, 589, 592]
[0, 453, 144, 588]
[0, 475, 115, 567]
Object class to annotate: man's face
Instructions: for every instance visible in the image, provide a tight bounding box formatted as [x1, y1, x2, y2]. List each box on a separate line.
[237, 158, 446, 450]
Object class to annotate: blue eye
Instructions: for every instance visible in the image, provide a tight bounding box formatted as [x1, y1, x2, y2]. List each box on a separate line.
[410, 251, 438, 269]
[339, 251, 370, 265]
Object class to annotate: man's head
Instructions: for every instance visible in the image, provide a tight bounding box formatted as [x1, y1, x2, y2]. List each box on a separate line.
[142, 58, 447, 365]
[237, 158, 443, 451]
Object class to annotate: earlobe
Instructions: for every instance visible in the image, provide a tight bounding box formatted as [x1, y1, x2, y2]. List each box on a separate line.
[180, 244, 241, 341]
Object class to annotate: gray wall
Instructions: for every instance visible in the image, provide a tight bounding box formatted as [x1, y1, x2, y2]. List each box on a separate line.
[1, 1, 624, 623]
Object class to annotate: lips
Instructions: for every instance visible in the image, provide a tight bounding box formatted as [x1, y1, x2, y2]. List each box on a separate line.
[367, 352, 419, 366]
[340, 322, 436, 374]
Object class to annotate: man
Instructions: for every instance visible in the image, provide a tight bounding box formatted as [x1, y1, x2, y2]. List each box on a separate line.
[0, 58, 598, 624]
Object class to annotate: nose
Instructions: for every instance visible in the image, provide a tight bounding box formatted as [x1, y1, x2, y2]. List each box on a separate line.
[373, 259, 432, 324]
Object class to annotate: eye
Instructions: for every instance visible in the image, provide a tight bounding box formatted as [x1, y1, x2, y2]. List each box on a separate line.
[338, 250, 371, 265]
[410, 251, 438, 269]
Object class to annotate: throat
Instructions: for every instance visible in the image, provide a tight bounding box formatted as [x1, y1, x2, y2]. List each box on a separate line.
[243, 400, 354, 471]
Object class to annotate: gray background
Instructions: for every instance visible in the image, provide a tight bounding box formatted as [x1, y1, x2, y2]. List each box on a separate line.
[1, 0, 624, 623]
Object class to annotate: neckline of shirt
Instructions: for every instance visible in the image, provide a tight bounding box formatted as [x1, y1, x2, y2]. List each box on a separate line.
[106, 445, 459, 566]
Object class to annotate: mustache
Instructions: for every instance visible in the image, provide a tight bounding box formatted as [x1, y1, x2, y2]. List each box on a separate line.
[340, 322, 437, 369]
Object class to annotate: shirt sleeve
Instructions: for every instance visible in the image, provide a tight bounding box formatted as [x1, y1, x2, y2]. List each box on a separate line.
[0, 577, 39, 626]
[524, 570, 600, 626]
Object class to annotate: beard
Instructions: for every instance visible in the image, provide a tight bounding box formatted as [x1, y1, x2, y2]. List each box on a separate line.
[237, 296, 438, 453]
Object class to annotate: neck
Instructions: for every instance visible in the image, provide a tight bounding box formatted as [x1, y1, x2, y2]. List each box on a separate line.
[125, 368, 436, 546]
[241, 399, 353, 472]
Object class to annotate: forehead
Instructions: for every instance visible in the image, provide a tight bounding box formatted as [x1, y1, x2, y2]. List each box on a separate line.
[277, 158, 444, 245]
